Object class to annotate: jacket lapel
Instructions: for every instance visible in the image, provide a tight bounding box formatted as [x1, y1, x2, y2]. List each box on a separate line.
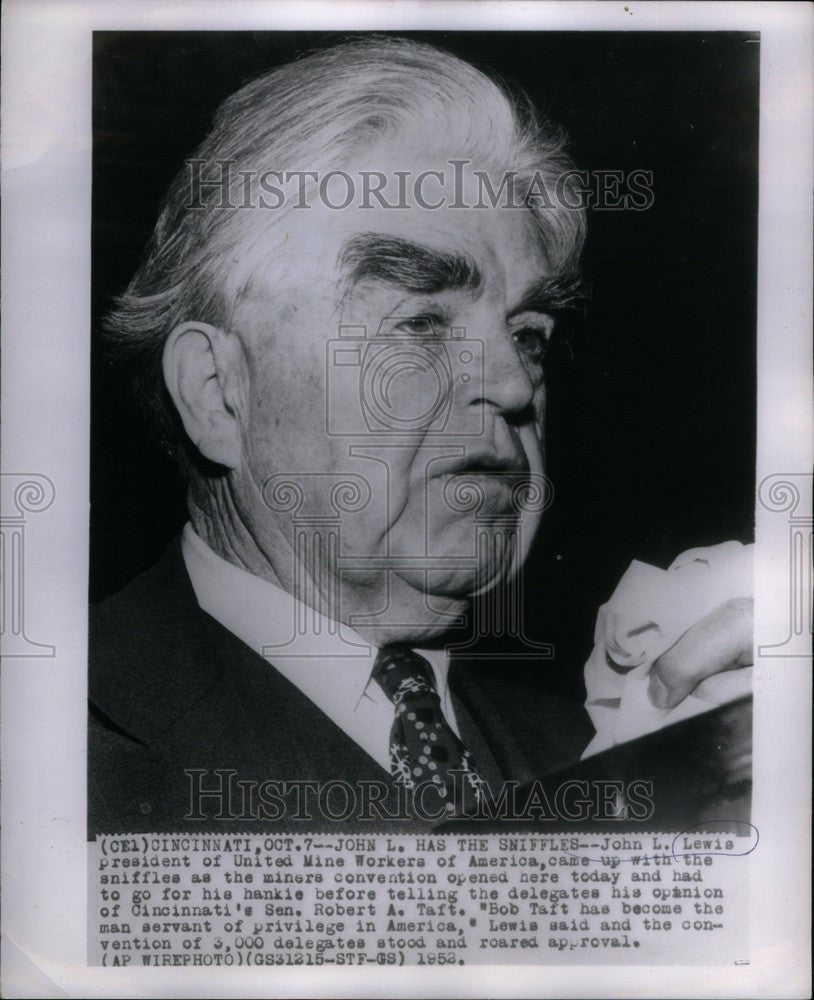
[449, 656, 594, 783]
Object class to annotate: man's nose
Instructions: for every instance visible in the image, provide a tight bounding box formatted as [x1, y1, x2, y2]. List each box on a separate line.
[466, 328, 536, 418]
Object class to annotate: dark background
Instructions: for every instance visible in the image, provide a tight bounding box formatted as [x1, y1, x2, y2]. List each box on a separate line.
[91, 31, 759, 700]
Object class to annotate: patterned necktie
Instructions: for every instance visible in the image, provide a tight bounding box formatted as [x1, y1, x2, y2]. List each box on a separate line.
[373, 645, 485, 816]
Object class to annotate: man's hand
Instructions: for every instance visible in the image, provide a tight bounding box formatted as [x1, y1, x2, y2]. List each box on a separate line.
[647, 596, 754, 710]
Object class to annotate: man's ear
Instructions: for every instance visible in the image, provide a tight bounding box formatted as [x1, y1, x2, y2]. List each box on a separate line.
[162, 321, 246, 469]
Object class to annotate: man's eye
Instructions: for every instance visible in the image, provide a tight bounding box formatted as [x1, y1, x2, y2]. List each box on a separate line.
[396, 315, 439, 337]
[512, 327, 549, 361]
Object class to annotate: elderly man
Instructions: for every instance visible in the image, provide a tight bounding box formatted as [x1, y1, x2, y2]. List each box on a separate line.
[89, 36, 752, 834]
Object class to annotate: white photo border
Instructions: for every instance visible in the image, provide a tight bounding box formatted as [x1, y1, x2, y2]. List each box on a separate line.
[2, 2, 811, 998]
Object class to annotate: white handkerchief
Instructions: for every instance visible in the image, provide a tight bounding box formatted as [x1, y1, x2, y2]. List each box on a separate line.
[582, 540, 754, 758]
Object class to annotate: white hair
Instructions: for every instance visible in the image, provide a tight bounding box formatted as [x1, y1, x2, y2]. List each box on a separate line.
[104, 35, 587, 463]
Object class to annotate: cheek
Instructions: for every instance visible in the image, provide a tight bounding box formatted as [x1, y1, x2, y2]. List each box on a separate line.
[246, 339, 326, 443]
[353, 446, 422, 527]
[532, 384, 546, 430]
[520, 391, 546, 469]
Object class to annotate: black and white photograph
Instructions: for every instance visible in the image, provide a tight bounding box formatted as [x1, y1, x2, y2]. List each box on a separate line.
[89, 28, 759, 836]
[1, 2, 811, 997]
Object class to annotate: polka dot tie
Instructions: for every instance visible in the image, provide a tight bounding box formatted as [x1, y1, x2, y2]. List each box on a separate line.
[373, 645, 485, 816]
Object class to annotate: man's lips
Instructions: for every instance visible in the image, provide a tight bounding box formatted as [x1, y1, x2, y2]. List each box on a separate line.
[426, 453, 532, 519]
[430, 451, 530, 480]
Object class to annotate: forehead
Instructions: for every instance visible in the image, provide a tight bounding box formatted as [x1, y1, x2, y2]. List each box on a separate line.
[281, 200, 547, 307]
[240, 146, 549, 309]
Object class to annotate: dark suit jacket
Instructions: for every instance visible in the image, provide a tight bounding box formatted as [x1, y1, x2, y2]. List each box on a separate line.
[88, 540, 594, 835]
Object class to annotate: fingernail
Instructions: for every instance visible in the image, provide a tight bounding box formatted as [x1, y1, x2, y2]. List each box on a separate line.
[648, 674, 671, 709]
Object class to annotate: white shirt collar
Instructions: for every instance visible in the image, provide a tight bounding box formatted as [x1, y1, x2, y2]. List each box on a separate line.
[180, 523, 456, 772]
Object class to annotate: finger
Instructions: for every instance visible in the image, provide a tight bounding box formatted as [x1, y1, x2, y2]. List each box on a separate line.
[648, 596, 753, 709]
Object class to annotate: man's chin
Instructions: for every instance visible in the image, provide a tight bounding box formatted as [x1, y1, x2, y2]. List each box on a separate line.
[388, 516, 518, 596]
[396, 563, 510, 601]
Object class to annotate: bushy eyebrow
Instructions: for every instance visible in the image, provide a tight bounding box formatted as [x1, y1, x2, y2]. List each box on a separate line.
[338, 233, 483, 296]
[510, 272, 590, 317]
